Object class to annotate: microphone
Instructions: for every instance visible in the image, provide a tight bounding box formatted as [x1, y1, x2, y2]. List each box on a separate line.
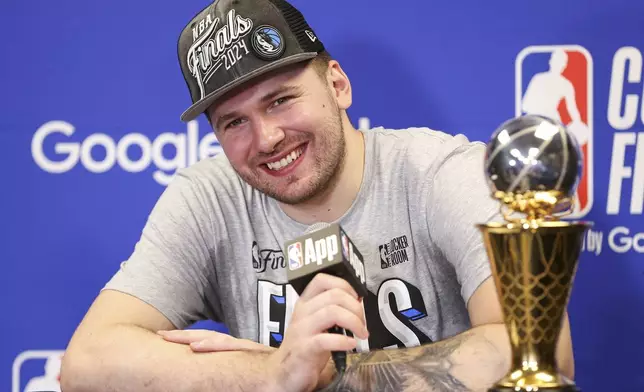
[284, 222, 368, 374]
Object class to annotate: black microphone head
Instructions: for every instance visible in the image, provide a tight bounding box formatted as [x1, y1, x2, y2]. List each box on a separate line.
[284, 222, 368, 297]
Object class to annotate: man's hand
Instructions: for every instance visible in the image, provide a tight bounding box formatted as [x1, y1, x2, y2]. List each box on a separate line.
[158, 329, 273, 353]
[158, 274, 369, 392]
[159, 327, 337, 391]
[269, 274, 370, 392]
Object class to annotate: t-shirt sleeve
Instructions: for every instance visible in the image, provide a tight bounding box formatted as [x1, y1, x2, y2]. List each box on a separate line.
[103, 170, 220, 329]
[426, 137, 502, 307]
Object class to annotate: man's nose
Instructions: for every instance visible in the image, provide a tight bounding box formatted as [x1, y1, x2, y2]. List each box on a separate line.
[254, 119, 285, 153]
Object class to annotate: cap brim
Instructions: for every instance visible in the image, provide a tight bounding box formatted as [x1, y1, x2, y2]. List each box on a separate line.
[180, 52, 319, 122]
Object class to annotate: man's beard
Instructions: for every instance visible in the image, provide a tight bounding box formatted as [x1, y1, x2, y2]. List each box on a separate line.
[237, 106, 347, 205]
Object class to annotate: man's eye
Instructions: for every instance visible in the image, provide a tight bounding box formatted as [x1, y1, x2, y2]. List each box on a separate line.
[272, 96, 292, 107]
[226, 118, 245, 129]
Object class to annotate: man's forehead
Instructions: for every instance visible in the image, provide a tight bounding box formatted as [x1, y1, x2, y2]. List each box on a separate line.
[208, 62, 311, 118]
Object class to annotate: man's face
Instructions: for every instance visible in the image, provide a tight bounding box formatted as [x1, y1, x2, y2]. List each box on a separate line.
[208, 61, 347, 205]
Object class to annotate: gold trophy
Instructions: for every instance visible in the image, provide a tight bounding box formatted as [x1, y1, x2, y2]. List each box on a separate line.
[478, 114, 591, 392]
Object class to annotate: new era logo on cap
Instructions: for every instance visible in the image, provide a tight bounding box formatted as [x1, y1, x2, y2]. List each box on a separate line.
[177, 0, 325, 122]
[305, 30, 317, 42]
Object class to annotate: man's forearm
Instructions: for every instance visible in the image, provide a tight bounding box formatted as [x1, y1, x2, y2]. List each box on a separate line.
[61, 324, 277, 392]
[322, 324, 511, 392]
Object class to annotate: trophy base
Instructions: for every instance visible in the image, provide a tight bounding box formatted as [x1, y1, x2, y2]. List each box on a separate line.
[489, 386, 579, 392]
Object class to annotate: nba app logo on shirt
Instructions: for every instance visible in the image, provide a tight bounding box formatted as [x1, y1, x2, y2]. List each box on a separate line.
[13, 350, 64, 392]
[516, 45, 594, 218]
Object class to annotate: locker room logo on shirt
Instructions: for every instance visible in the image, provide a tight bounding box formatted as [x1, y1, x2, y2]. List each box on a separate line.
[379, 235, 410, 269]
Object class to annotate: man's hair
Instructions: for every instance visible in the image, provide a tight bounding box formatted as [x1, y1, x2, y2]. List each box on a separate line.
[311, 50, 333, 80]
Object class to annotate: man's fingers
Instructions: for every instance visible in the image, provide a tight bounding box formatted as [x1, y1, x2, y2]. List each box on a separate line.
[157, 329, 216, 344]
[298, 288, 366, 325]
[311, 333, 357, 354]
[299, 274, 359, 301]
[159, 329, 274, 353]
[305, 305, 369, 340]
[190, 337, 273, 353]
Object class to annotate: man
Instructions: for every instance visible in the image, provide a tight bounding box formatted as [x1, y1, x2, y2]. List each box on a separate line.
[60, 0, 575, 391]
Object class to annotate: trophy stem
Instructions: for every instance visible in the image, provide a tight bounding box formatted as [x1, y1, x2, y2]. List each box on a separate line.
[479, 221, 590, 392]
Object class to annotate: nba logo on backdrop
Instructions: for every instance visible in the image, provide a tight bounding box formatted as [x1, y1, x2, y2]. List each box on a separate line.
[13, 350, 64, 392]
[515, 45, 594, 218]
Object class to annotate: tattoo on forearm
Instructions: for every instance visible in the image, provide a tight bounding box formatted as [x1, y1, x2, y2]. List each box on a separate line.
[324, 330, 486, 392]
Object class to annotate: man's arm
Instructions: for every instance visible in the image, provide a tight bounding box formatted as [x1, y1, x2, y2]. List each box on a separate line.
[320, 278, 575, 392]
[59, 170, 286, 391]
[328, 323, 507, 392]
[60, 290, 279, 392]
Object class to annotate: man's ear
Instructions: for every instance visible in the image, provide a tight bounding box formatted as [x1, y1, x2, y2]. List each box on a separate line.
[326, 60, 353, 110]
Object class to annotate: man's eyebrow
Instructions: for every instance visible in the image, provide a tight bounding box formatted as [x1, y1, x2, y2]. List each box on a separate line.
[259, 84, 304, 103]
[215, 84, 304, 129]
[215, 111, 242, 130]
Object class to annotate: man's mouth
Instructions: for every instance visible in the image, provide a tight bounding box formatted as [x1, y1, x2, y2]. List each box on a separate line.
[265, 145, 305, 171]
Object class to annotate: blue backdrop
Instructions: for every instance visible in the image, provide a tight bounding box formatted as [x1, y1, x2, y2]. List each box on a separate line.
[3, 0, 643, 391]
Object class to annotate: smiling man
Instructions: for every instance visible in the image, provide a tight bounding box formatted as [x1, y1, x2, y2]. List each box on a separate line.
[60, 0, 575, 391]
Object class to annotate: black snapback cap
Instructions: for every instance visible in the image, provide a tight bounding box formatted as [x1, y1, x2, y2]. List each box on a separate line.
[177, 0, 325, 122]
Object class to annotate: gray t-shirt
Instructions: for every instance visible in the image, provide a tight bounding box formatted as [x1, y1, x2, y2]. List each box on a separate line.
[104, 127, 500, 352]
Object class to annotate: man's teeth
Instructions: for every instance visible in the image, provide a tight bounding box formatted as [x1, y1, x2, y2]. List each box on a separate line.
[266, 148, 303, 171]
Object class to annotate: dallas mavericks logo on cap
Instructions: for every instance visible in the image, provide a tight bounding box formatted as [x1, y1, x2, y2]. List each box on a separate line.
[251, 25, 285, 60]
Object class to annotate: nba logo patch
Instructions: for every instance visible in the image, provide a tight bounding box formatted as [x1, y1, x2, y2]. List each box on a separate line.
[288, 242, 303, 270]
[516, 45, 594, 218]
[12, 350, 64, 392]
